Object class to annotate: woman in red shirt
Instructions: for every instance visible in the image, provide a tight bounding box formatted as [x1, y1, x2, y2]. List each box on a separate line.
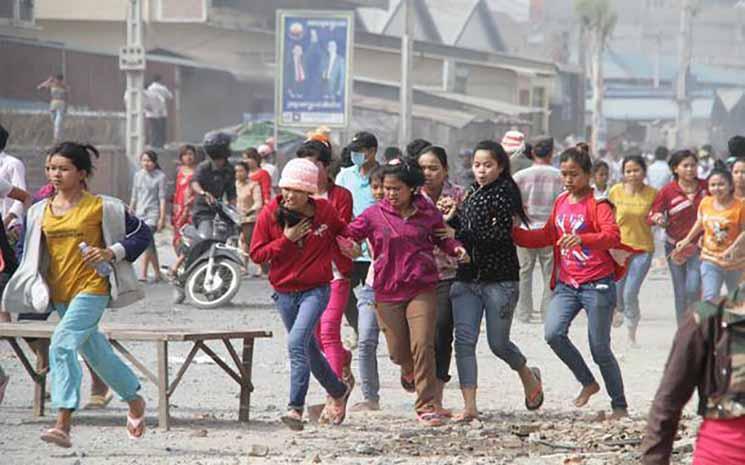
[243, 148, 272, 205]
[171, 144, 197, 251]
[648, 149, 707, 323]
[513, 147, 629, 419]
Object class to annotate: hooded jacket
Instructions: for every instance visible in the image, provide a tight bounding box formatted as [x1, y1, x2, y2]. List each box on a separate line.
[3, 195, 151, 313]
[249, 196, 346, 293]
[344, 195, 461, 303]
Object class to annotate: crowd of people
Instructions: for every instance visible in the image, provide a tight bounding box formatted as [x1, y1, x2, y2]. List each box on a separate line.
[0, 120, 743, 464]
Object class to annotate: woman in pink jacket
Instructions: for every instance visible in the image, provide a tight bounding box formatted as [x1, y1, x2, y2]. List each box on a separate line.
[344, 160, 469, 427]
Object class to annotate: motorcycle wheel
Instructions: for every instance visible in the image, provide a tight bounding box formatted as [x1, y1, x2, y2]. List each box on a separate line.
[185, 259, 241, 309]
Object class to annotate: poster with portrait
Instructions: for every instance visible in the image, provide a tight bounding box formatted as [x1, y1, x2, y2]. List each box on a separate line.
[275, 10, 353, 128]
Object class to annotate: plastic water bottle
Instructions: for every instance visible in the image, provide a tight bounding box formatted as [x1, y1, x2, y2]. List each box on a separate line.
[78, 241, 113, 277]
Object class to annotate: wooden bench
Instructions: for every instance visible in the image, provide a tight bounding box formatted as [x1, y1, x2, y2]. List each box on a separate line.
[0, 322, 272, 430]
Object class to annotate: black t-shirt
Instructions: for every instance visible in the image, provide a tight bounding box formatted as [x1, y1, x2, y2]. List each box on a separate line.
[191, 159, 236, 219]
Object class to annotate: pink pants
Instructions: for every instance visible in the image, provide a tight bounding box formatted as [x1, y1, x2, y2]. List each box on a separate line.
[315, 278, 352, 378]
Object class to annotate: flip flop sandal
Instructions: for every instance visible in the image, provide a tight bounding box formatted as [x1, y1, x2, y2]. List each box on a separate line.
[83, 391, 114, 410]
[525, 367, 544, 411]
[331, 381, 353, 426]
[127, 411, 146, 439]
[0, 375, 9, 405]
[453, 413, 478, 424]
[41, 428, 72, 448]
[400, 374, 415, 393]
[417, 412, 444, 427]
[280, 413, 305, 431]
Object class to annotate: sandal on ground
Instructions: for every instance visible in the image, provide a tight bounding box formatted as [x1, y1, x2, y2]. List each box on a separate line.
[453, 412, 478, 424]
[435, 406, 453, 418]
[525, 367, 544, 411]
[0, 374, 9, 405]
[126, 400, 147, 439]
[400, 373, 416, 393]
[417, 411, 445, 427]
[280, 411, 305, 431]
[41, 428, 72, 448]
[83, 391, 114, 410]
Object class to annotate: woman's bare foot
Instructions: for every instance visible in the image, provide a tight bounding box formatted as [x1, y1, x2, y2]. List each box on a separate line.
[574, 382, 600, 407]
[453, 410, 478, 423]
[608, 408, 629, 421]
[350, 400, 380, 412]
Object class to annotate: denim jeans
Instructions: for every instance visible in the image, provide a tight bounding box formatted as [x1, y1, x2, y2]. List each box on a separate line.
[545, 278, 628, 410]
[451, 281, 527, 388]
[615, 252, 652, 330]
[665, 241, 701, 323]
[273, 285, 346, 411]
[355, 284, 380, 402]
[701, 260, 743, 302]
[50, 294, 141, 410]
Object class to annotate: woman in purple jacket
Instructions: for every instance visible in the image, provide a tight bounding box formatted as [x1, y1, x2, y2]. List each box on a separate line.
[344, 160, 469, 427]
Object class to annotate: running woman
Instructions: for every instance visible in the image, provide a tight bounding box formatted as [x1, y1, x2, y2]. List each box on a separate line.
[676, 169, 745, 301]
[343, 160, 469, 426]
[295, 139, 355, 388]
[608, 155, 657, 345]
[417, 145, 465, 413]
[445, 140, 543, 422]
[2, 142, 152, 447]
[513, 147, 629, 419]
[648, 150, 707, 323]
[249, 158, 352, 431]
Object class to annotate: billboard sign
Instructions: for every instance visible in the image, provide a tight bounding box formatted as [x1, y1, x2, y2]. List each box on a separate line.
[275, 10, 353, 128]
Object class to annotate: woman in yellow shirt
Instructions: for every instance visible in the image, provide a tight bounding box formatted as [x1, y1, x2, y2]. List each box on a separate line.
[3, 143, 153, 448]
[608, 155, 657, 345]
[676, 169, 745, 301]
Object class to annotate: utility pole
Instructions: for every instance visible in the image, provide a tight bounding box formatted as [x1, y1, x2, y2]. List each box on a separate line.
[676, 0, 696, 148]
[577, 21, 587, 140]
[120, 0, 146, 162]
[399, 0, 414, 146]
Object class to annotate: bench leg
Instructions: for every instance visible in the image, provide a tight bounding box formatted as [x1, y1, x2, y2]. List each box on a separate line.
[238, 338, 254, 422]
[34, 340, 49, 417]
[156, 341, 170, 430]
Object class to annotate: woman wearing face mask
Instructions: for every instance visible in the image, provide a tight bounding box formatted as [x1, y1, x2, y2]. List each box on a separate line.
[676, 170, 745, 301]
[249, 158, 352, 431]
[416, 146, 464, 413]
[608, 156, 657, 345]
[648, 150, 707, 323]
[513, 148, 629, 420]
[343, 160, 469, 427]
[446, 140, 543, 422]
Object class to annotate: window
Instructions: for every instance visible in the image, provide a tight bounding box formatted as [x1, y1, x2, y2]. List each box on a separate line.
[0, 0, 33, 23]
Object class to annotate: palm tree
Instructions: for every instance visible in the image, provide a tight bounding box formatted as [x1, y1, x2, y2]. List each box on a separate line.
[574, 0, 617, 153]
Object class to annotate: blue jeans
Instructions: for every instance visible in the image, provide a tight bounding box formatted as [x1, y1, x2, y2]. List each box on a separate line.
[615, 252, 652, 330]
[545, 278, 627, 410]
[356, 284, 380, 402]
[701, 260, 743, 302]
[665, 242, 701, 323]
[451, 281, 527, 388]
[273, 286, 346, 411]
[50, 294, 141, 410]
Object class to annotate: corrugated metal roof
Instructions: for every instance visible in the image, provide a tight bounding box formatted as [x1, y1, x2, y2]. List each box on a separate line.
[595, 97, 714, 121]
[353, 95, 477, 128]
[419, 87, 544, 115]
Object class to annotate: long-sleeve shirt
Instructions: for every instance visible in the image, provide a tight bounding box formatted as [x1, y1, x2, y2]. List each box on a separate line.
[647, 179, 707, 243]
[0, 151, 26, 227]
[344, 195, 461, 303]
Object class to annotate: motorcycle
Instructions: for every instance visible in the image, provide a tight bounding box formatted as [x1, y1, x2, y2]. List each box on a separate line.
[170, 200, 244, 309]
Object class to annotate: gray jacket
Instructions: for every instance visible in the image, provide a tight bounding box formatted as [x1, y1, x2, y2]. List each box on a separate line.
[2, 195, 149, 313]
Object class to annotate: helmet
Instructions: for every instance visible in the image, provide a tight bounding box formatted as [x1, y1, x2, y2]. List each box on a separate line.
[202, 132, 232, 160]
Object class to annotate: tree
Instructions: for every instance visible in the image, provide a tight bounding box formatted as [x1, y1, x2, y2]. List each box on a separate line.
[574, 0, 617, 153]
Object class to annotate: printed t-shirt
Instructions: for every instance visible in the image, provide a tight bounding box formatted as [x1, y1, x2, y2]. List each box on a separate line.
[43, 192, 109, 303]
[555, 194, 615, 287]
[608, 184, 657, 252]
[699, 196, 745, 255]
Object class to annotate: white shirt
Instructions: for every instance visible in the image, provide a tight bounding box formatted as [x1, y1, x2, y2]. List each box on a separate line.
[0, 151, 26, 226]
[261, 161, 278, 189]
[646, 160, 672, 190]
[145, 82, 173, 118]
